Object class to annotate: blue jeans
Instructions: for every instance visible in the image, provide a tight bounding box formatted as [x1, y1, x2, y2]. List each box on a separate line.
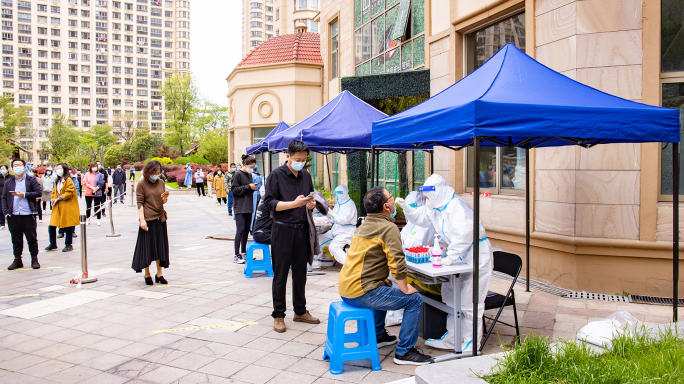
[342, 285, 423, 356]
[227, 191, 234, 213]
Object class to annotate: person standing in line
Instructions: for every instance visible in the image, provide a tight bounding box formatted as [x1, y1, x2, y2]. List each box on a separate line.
[31, 169, 44, 223]
[183, 163, 192, 189]
[58, 169, 80, 239]
[45, 163, 79, 253]
[41, 166, 56, 213]
[207, 170, 214, 199]
[194, 167, 205, 197]
[129, 165, 135, 181]
[225, 163, 236, 216]
[83, 162, 104, 226]
[262, 140, 320, 333]
[214, 169, 227, 205]
[0, 164, 10, 230]
[231, 155, 257, 264]
[1, 159, 42, 270]
[112, 165, 127, 204]
[96, 161, 109, 218]
[132, 160, 170, 285]
[250, 164, 263, 232]
[76, 171, 83, 198]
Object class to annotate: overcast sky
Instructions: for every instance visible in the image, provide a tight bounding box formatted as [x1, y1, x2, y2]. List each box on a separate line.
[191, 1, 243, 106]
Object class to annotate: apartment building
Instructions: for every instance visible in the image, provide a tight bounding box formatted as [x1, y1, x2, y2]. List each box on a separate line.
[241, 0, 319, 57]
[2, 0, 191, 164]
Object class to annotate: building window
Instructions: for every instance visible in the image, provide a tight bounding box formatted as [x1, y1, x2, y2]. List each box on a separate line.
[466, 13, 526, 74]
[662, 0, 684, 72]
[330, 20, 339, 79]
[353, 0, 426, 76]
[275, 8, 279, 20]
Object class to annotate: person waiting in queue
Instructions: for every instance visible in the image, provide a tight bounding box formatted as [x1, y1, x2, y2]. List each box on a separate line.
[231, 155, 257, 264]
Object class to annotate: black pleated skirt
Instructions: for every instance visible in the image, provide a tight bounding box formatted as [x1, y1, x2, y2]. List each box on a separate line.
[132, 218, 170, 273]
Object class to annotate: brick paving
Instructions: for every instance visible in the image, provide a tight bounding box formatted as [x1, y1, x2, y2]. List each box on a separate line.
[0, 192, 674, 383]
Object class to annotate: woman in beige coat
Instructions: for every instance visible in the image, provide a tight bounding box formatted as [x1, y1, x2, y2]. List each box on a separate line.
[45, 163, 80, 252]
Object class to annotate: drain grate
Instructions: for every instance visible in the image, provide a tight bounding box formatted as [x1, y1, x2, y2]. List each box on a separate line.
[629, 295, 684, 307]
[491, 271, 573, 297]
[565, 291, 629, 302]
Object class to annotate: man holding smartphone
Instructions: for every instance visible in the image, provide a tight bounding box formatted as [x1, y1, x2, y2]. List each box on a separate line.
[263, 140, 320, 333]
[1, 158, 42, 270]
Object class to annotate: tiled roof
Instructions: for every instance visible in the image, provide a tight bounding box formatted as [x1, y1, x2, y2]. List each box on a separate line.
[237, 33, 323, 67]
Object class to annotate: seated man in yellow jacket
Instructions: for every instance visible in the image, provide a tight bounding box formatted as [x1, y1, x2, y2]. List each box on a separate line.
[338, 186, 433, 366]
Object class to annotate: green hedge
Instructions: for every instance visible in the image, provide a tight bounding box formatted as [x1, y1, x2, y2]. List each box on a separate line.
[173, 155, 210, 165]
[340, 69, 430, 101]
[145, 157, 173, 165]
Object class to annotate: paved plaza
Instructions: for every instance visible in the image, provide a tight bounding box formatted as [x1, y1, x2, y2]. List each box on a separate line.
[0, 192, 675, 384]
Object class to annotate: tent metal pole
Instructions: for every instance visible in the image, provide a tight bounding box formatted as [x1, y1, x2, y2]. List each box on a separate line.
[674, 142, 679, 322]
[525, 145, 531, 292]
[325, 153, 332, 191]
[376, 151, 380, 186]
[370, 147, 375, 188]
[473, 137, 480, 356]
[430, 150, 434, 174]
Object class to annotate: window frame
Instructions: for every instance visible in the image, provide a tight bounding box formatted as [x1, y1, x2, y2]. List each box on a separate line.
[658, 73, 684, 202]
[329, 17, 339, 80]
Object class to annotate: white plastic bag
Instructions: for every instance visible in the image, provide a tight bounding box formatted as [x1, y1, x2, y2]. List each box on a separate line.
[385, 309, 404, 326]
[576, 310, 641, 347]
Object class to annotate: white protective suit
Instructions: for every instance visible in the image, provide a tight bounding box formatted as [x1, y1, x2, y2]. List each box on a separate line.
[327, 185, 357, 265]
[386, 191, 439, 326]
[397, 174, 493, 351]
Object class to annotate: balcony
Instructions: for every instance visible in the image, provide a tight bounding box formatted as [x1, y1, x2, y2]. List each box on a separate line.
[151, 74, 161, 79]
[96, 15, 107, 20]
[96, 59, 107, 64]
[96, 89, 107, 94]
[151, 95, 161, 100]
[96, 70, 107, 75]
[96, 26, 107, 31]
[96, 37, 107, 42]
[151, 42, 161, 48]
[2, 14, 13, 19]
[17, 4, 28, 11]
[18, 52, 30, 57]
[96, 103, 107, 108]
[18, 75, 29, 80]
[96, 113, 108, 118]
[2, 49, 11, 54]
[18, 64, 30, 69]
[1, 0, 11, 7]
[96, 81, 107, 86]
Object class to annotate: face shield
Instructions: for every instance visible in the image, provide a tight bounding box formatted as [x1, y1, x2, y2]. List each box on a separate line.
[332, 185, 350, 205]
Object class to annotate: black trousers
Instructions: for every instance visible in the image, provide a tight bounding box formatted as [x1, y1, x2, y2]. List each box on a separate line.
[35, 200, 42, 220]
[129, 173, 135, 181]
[217, 197, 227, 204]
[271, 223, 309, 318]
[196, 182, 205, 196]
[7, 215, 38, 259]
[85, 196, 101, 219]
[234, 213, 251, 255]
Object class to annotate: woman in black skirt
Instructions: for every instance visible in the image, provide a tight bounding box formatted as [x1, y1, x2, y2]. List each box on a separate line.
[231, 154, 257, 264]
[132, 160, 170, 285]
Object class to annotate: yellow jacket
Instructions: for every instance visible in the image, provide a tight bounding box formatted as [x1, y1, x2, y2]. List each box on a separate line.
[49, 177, 81, 228]
[214, 174, 227, 198]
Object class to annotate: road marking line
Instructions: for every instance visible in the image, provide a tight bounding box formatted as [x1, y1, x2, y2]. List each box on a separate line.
[180, 245, 209, 251]
[173, 258, 221, 263]
[154, 280, 234, 288]
[0, 294, 39, 299]
[153, 321, 257, 334]
[1, 267, 64, 272]
[170, 243, 200, 247]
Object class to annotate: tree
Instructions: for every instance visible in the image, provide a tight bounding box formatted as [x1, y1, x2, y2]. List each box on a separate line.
[163, 73, 199, 154]
[0, 93, 30, 159]
[194, 100, 229, 137]
[199, 127, 229, 165]
[46, 114, 80, 163]
[67, 146, 92, 170]
[104, 145, 121, 167]
[131, 128, 157, 162]
[113, 112, 144, 142]
[80, 124, 118, 164]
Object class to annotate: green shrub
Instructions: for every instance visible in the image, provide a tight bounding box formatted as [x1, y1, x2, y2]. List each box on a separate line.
[145, 157, 173, 165]
[173, 155, 210, 165]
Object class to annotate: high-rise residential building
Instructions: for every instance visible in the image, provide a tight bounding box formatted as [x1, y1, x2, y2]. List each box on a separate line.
[241, 0, 319, 57]
[3, 0, 191, 164]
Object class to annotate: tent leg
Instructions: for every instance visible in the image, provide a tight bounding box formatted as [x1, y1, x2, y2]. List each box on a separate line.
[430, 150, 434, 174]
[525, 145, 531, 292]
[375, 151, 380, 186]
[325, 153, 332, 191]
[370, 147, 376, 188]
[674, 142, 679, 322]
[473, 137, 480, 356]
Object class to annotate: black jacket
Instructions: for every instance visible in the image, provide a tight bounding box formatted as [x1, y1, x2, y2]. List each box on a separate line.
[112, 170, 127, 185]
[0, 173, 10, 197]
[252, 202, 272, 244]
[1, 175, 42, 216]
[99, 169, 109, 185]
[231, 170, 254, 215]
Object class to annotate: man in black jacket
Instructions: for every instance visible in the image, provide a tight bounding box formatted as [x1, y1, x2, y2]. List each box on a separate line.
[111, 165, 127, 203]
[1, 159, 42, 270]
[96, 161, 108, 217]
[0, 163, 10, 230]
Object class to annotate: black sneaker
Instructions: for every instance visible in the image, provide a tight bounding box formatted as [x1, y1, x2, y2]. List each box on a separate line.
[62, 245, 73, 252]
[45, 244, 59, 251]
[393, 347, 433, 366]
[377, 330, 398, 348]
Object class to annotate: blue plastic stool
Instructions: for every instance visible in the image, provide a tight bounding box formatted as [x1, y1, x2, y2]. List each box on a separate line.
[323, 301, 382, 375]
[244, 241, 274, 278]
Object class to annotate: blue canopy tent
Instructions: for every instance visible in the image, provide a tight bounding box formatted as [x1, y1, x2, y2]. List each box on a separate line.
[246, 121, 290, 155]
[371, 44, 682, 358]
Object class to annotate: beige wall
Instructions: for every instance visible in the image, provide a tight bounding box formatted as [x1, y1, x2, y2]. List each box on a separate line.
[226, 61, 323, 165]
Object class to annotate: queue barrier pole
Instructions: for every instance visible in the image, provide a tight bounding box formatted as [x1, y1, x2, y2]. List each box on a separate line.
[71, 214, 97, 285]
[129, 180, 136, 207]
[105, 199, 121, 238]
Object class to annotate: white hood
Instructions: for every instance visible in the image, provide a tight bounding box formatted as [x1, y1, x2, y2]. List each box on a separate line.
[423, 174, 453, 209]
[333, 184, 350, 205]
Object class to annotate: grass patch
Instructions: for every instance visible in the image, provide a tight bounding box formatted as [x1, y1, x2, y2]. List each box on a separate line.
[165, 181, 179, 189]
[485, 328, 684, 383]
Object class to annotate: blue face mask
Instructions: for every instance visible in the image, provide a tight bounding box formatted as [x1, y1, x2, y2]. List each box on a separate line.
[0, 169, 6, 175]
[150, 175, 159, 181]
[389, 206, 397, 218]
[13, 166, 25, 175]
[291, 161, 305, 172]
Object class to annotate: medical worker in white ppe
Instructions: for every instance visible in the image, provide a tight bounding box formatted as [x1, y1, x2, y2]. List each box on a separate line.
[396, 174, 493, 351]
[326, 184, 357, 265]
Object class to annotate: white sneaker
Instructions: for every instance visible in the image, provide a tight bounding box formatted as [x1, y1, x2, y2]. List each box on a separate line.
[87, 219, 91, 226]
[97, 221, 101, 226]
[38, 219, 43, 223]
[0, 225, 5, 230]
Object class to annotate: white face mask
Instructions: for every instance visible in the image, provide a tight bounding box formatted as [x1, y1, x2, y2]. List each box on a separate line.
[56, 169, 64, 177]
[245, 167, 254, 174]
[291, 161, 305, 172]
[28, 171, 34, 177]
[46, 171, 51, 175]
[91, 167, 98, 172]
[13, 166, 25, 175]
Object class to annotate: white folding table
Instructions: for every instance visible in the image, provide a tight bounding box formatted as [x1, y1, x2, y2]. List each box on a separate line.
[406, 261, 474, 362]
